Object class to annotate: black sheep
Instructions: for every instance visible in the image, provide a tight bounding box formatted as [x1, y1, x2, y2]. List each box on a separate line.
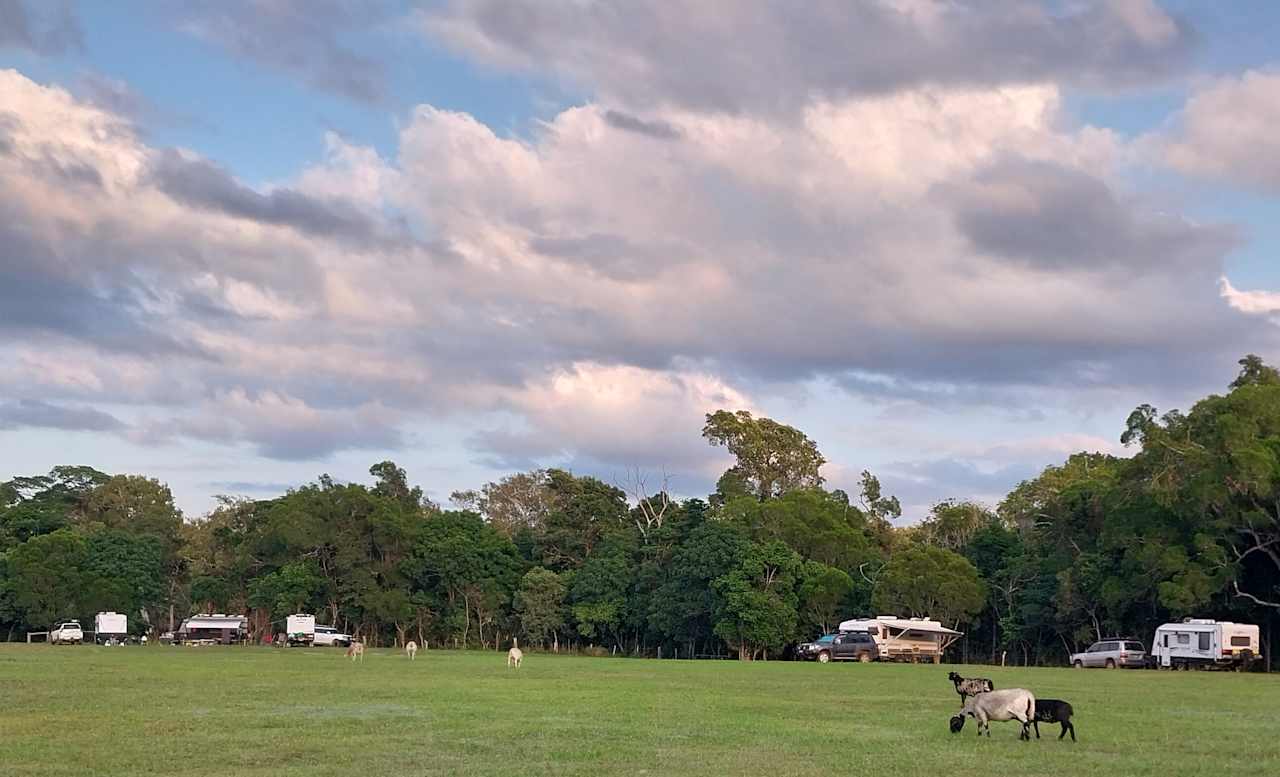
[1032, 699, 1076, 742]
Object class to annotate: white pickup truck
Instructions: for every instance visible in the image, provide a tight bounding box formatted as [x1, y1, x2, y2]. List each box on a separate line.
[313, 625, 353, 647]
[50, 621, 84, 645]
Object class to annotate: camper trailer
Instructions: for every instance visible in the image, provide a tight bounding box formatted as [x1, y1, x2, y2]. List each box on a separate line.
[286, 613, 316, 647]
[94, 612, 128, 645]
[837, 616, 962, 664]
[176, 614, 248, 645]
[1151, 619, 1259, 669]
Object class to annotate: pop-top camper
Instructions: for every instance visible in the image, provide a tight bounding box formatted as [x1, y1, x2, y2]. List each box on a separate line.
[1151, 619, 1259, 669]
[837, 616, 962, 663]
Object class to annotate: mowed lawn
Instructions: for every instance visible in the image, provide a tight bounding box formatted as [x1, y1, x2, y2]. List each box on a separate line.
[1, 645, 1277, 777]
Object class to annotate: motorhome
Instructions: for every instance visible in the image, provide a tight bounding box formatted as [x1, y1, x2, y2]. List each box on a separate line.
[94, 612, 128, 645]
[1151, 619, 1259, 669]
[837, 615, 962, 663]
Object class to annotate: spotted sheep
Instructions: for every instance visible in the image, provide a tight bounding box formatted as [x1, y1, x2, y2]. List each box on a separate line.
[947, 671, 995, 706]
[949, 688, 1035, 740]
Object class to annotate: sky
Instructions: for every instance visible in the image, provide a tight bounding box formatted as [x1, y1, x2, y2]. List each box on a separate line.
[3, 0, 1280, 520]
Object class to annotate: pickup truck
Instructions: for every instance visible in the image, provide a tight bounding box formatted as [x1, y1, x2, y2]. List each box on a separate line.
[313, 625, 353, 647]
[50, 621, 84, 645]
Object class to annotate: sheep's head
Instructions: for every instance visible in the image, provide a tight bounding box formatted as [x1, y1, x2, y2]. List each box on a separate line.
[949, 715, 965, 734]
[948, 672, 962, 683]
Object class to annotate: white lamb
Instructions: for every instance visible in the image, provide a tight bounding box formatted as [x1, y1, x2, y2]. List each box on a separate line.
[950, 688, 1035, 740]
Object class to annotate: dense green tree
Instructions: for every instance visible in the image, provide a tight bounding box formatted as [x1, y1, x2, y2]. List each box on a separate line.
[570, 549, 633, 646]
[7, 529, 91, 627]
[872, 545, 986, 628]
[0, 466, 109, 550]
[405, 510, 522, 647]
[918, 500, 997, 551]
[712, 540, 801, 660]
[539, 470, 630, 570]
[514, 567, 567, 648]
[702, 410, 825, 500]
[720, 487, 877, 572]
[797, 561, 854, 636]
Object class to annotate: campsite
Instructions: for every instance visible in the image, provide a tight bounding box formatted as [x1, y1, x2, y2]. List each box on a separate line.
[1, 645, 1276, 777]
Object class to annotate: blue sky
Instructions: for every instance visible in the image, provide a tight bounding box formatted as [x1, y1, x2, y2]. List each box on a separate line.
[3, 1, 1280, 519]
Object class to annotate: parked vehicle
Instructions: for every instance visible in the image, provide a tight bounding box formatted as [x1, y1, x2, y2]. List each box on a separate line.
[837, 616, 962, 663]
[313, 625, 353, 647]
[1151, 619, 1259, 670]
[176, 614, 248, 645]
[1069, 638, 1146, 668]
[50, 621, 84, 645]
[797, 633, 836, 660]
[802, 631, 879, 663]
[286, 613, 316, 647]
[94, 612, 128, 645]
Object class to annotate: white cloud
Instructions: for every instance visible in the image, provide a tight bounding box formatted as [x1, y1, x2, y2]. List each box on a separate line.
[1221, 276, 1280, 322]
[1158, 70, 1280, 191]
[0, 40, 1266, 499]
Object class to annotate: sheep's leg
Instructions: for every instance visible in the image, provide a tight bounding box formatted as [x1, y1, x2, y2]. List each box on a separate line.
[1062, 721, 1075, 742]
[1033, 720, 1041, 739]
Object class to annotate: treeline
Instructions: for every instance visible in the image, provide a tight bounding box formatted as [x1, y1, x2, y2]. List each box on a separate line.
[2, 357, 1278, 665]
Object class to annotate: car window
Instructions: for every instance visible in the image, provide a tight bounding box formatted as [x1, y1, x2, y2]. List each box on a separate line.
[1125, 642, 1144, 651]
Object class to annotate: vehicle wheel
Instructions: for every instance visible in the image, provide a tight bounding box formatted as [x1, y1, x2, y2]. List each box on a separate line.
[859, 653, 872, 663]
[1073, 660, 1083, 669]
[1105, 659, 1116, 669]
[817, 651, 830, 663]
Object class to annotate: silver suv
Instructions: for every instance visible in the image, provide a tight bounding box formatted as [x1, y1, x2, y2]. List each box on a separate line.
[1070, 639, 1146, 668]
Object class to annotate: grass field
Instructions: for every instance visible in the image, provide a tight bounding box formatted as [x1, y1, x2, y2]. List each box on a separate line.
[1, 645, 1277, 777]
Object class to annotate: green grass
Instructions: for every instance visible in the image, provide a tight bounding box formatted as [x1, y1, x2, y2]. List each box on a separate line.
[1, 645, 1277, 777]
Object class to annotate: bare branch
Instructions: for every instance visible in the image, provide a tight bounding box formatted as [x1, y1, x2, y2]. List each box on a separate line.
[617, 466, 673, 542]
[1233, 581, 1280, 610]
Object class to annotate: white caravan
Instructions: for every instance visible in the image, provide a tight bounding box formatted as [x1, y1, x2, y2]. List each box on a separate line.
[95, 612, 128, 645]
[837, 615, 963, 664]
[286, 613, 316, 647]
[1151, 619, 1259, 669]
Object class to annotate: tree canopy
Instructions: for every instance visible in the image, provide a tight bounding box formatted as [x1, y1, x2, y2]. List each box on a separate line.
[0, 357, 1276, 666]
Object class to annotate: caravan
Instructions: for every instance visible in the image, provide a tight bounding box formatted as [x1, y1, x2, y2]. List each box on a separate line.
[837, 616, 962, 664]
[94, 612, 128, 645]
[1151, 619, 1259, 669]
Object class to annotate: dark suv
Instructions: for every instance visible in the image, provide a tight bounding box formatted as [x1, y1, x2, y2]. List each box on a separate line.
[801, 631, 879, 663]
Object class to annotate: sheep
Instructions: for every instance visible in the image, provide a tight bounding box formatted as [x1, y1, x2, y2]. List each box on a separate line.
[947, 671, 995, 706]
[949, 688, 1035, 740]
[405, 640, 418, 660]
[346, 642, 365, 662]
[507, 637, 523, 669]
[1033, 699, 1076, 742]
